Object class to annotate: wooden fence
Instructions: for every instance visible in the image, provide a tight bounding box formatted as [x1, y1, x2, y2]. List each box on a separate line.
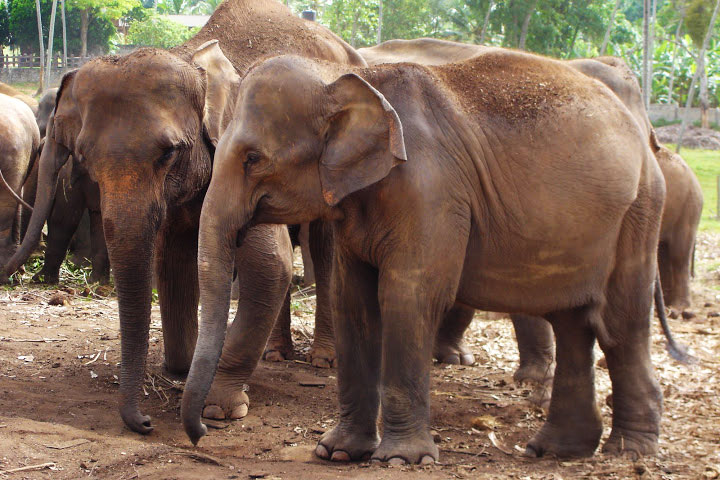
[0, 54, 92, 70]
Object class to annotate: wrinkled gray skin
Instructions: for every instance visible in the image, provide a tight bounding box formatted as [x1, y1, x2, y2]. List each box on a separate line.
[0, 94, 40, 267]
[188, 51, 666, 463]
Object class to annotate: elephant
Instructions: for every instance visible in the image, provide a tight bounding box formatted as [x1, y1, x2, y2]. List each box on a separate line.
[0, 82, 39, 115]
[183, 50, 668, 463]
[0, 94, 40, 267]
[3, 0, 367, 435]
[36, 88, 58, 137]
[359, 40, 701, 397]
[31, 150, 109, 284]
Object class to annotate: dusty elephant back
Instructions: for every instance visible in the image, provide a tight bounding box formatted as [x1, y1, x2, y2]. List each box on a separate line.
[172, 0, 366, 75]
[0, 82, 39, 115]
[359, 38, 490, 66]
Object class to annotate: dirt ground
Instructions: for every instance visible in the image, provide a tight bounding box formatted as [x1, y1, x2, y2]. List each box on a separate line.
[655, 125, 720, 150]
[1, 237, 719, 480]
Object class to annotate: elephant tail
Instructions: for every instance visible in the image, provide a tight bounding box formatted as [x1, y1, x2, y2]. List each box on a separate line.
[655, 273, 695, 364]
[0, 167, 33, 211]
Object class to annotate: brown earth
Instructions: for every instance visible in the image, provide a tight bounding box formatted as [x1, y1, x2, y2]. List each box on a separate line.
[1, 236, 719, 479]
[655, 125, 720, 150]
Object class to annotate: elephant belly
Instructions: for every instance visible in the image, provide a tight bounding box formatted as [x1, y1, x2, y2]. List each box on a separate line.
[455, 220, 620, 316]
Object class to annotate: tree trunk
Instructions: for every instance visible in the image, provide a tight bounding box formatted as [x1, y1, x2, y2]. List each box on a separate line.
[700, 61, 709, 128]
[667, 14, 685, 105]
[61, 0, 67, 70]
[480, 0, 493, 44]
[45, 0, 58, 89]
[600, 0, 622, 56]
[676, 0, 720, 153]
[350, 8, 359, 48]
[648, 0, 656, 104]
[34, 0, 45, 92]
[377, 0, 382, 44]
[80, 8, 89, 57]
[642, 0, 650, 108]
[518, 0, 537, 50]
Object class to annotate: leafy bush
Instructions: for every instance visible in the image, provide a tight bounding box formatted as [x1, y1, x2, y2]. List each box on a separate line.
[126, 15, 197, 48]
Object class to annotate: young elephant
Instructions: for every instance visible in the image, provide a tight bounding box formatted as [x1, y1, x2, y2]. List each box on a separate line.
[184, 51, 667, 462]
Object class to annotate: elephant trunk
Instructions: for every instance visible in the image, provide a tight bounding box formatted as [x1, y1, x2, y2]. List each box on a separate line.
[101, 193, 159, 434]
[181, 181, 242, 445]
[3, 129, 70, 278]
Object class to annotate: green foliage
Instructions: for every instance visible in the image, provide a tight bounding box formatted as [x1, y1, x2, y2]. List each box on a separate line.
[8, 0, 117, 53]
[126, 14, 197, 48]
[0, 1, 10, 46]
[686, 0, 713, 46]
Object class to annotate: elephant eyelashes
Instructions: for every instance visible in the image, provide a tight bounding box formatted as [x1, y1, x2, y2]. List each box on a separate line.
[244, 151, 261, 168]
[157, 146, 178, 167]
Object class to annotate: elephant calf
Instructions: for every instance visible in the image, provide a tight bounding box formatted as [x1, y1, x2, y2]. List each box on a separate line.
[184, 49, 667, 463]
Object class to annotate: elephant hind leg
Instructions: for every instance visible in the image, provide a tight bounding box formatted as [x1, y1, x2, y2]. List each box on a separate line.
[263, 291, 294, 362]
[599, 197, 663, 458]
[434, 304, 475, 365]
[660, 234, 694, 311]
[525, 305, 603, 458]
[511, 314, 555, 410]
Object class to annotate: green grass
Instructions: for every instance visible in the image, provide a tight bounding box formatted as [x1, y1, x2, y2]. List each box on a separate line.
[678, 146, 720, 233]
[5, 81, 41, 98]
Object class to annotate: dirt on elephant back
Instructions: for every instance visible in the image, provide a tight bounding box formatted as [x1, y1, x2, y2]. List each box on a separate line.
[1, 239, 719, 480]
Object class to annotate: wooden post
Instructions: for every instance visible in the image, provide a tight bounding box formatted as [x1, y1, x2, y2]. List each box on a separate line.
[716, 175, 720, 220]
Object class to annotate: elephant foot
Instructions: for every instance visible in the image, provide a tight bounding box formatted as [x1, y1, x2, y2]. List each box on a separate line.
[434, 338, 475, 366]
[525, 419, 602, 458]
[32, 270, 59, 284]
[202, 374, 250, 420]
[370, 431, 439, 465]
[514, 361, 554, 385]
[602, 428, 658, 459]
[307, 342, 336, 368]
[120, 404, 153, 435]
[315, 424, 379, 462]
[263, 348, 291, 363]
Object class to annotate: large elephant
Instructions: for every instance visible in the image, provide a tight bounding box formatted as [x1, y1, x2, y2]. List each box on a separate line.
[185, 50, 667, 463]
[0, 94, 40, 267]
[359, 40, 701, 393]
[3, 0, 366, 434]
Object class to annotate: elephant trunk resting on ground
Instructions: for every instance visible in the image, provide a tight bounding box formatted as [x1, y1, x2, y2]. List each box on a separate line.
[3, 0, 367, 435]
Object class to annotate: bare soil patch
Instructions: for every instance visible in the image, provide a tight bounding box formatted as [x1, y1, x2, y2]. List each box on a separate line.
[655, 125, 720, 150]
[0, 238, 719, 479]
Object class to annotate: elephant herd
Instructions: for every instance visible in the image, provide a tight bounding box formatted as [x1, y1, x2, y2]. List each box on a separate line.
[0, 0, 703, 466]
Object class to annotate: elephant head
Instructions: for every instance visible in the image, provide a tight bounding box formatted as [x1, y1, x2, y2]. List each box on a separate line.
[4, 40, 241, 434]
[182, 56, 406, 442]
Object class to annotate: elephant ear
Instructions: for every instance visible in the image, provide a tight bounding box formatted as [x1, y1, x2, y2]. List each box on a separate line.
[52, 70, 82, 151]
[320, 73, 407, 207]
[191, 40, 241, 146]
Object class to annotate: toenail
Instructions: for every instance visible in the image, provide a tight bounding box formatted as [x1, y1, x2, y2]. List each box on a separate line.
[388, 457, 406, 466]
[330, 450, 350, 462]
[420, 455, 435, 465]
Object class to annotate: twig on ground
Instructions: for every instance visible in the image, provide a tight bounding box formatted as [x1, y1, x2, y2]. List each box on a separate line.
[0, 462, 57, 474]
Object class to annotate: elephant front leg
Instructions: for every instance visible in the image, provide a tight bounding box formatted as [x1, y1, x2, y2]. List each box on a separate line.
[262, 292, 293, 362]
[155, 228, 200, 376]
[204, 224, 292, 420]
[369, 280, 440, 465]
[316, 255, 381, 462]
[88, 209, 110, 284]
[306, 220, 336, 368]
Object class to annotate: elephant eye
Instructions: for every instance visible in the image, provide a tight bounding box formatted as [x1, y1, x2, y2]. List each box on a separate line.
[157, 146, 178, 167]
[245, 151, 261, 166]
